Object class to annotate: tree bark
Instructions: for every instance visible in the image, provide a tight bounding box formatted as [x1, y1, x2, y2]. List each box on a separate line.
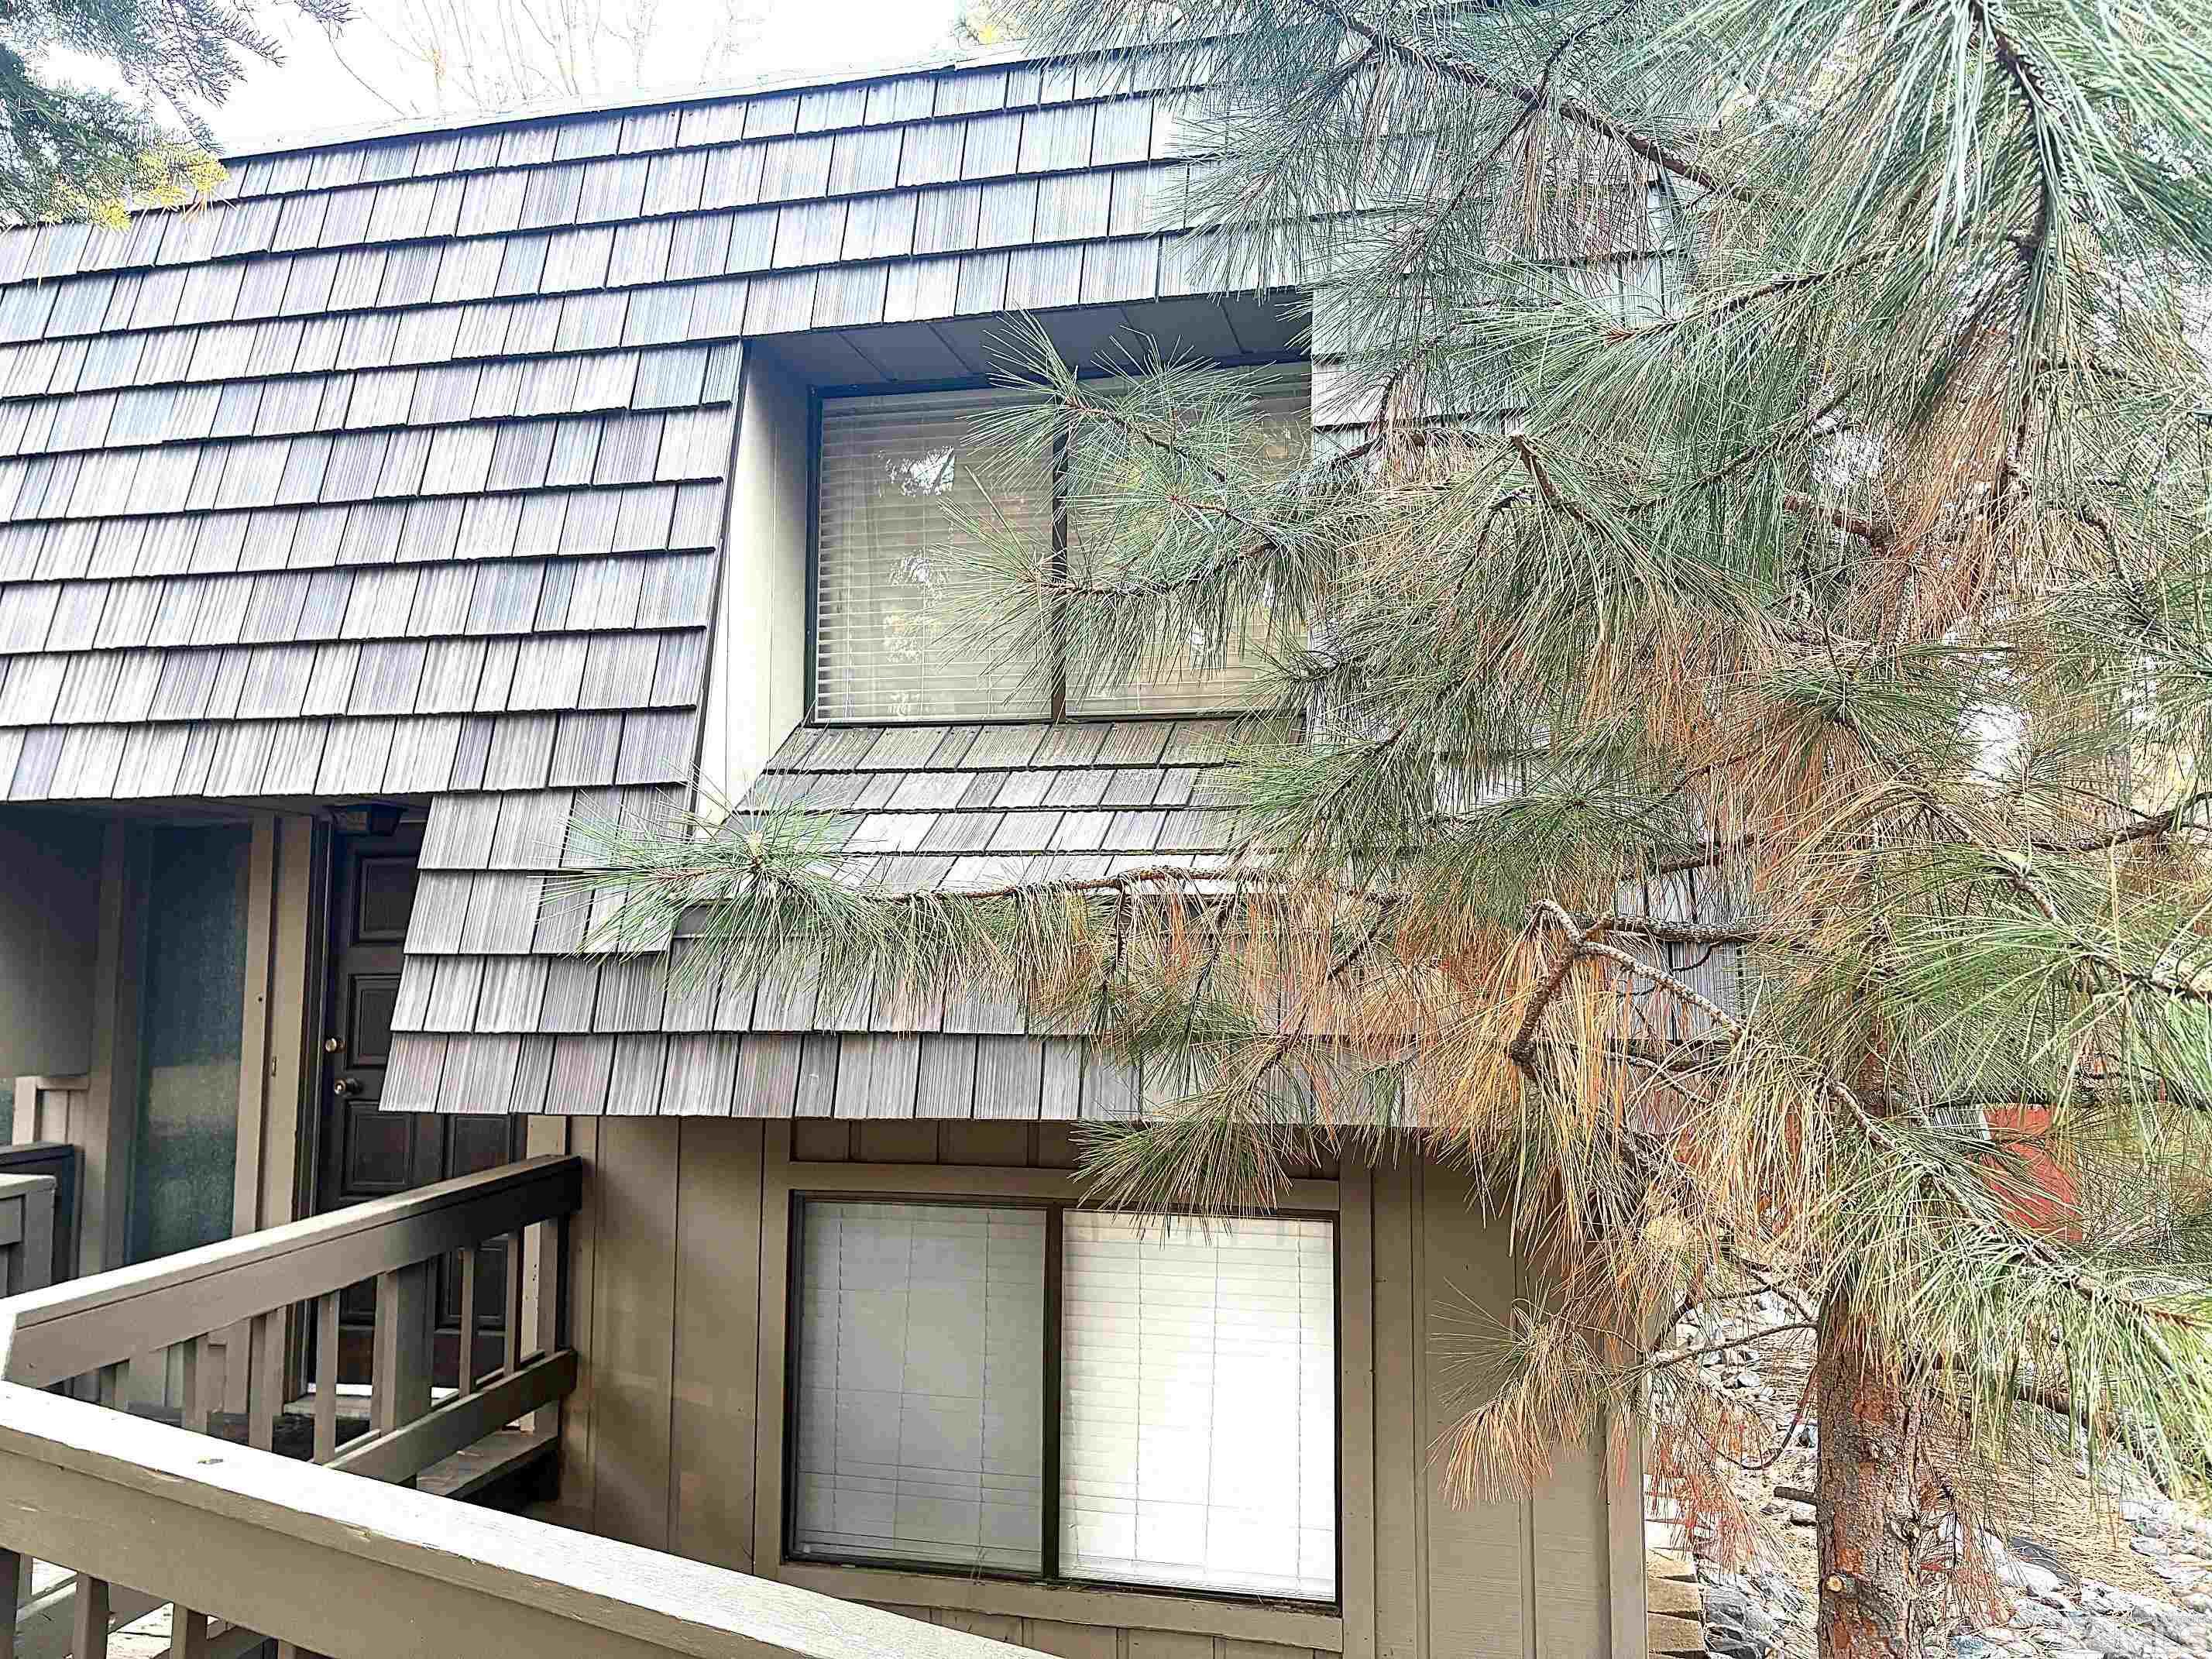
[1814, 1297, 1930, 1659]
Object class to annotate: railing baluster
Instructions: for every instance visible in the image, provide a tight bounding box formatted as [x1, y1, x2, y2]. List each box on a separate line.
[168, 1606, 208, 1659]
[0, 1546, 19, 1659]
[312, 1293, 340, 1463]
[455, 1245, 479, 1396]
[246, 1311, 280, 1454]
[123, 1351, 163, 1416]
[501, 1228, 524, 1380]
[70, 1575, 108, 1659]
[189, 1334, 216, 1434]
[179, 1337, 204, 1435]
[371, 1261, 433, 1457]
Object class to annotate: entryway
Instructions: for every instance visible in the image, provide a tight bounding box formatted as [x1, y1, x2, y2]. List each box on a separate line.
[316, 823, 522, 1390]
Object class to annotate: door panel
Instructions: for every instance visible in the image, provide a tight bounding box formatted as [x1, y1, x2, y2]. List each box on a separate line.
[317, 825, 521, 1389]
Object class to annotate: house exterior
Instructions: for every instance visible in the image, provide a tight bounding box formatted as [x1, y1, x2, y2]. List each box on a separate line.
[0, 37, 1654, 1659]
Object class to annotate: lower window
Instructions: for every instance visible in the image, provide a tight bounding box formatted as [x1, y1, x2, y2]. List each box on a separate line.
[788, 1197, 1338, 1605]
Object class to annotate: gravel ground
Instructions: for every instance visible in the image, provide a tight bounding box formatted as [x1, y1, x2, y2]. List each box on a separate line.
[1663, 1326, 2212, 1659]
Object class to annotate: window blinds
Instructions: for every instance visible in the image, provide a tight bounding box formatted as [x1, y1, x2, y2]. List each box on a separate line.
[816, 366, 1314, 724]
[790, 1200, 1048, 1571]
[814, 388, 1052, 723]
[1059, 1213, 1337, 1600]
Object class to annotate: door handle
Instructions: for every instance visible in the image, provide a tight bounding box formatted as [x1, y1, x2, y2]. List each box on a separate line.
[333, 1076, 363, 1099]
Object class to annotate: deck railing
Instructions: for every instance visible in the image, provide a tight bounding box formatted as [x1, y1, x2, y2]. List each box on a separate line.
[0, 1156, 586, 1659]
[0, 1151, 1022, 1659]
[0, 1378, 1027, 1659]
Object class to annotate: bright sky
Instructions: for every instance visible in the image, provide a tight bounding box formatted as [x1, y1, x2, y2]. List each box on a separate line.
[199, 0, 971, 154]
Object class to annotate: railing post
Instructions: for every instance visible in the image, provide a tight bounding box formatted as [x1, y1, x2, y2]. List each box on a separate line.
[69, 1575, 108, 1659]
[181, 1334, 215, 1434]
[168, 1606, 208, 1659]
[312, 1293, 340, 1463]
[521, 1214, 566, 1434]
[246, 1310, 281, 1453]
[0, 1546, 19, 1659]
[455, 1245, 479, 1396]
[500, 1229, 524, 1379]
[371, 1261, 433, 1449]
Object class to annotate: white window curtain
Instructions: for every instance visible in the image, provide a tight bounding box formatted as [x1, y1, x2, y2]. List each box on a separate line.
[1065, 368, 1312, 718]
[1059, 1213, 1337, 1600]
[790, 1200, 1048, 1571]
[814, 388, 1052, 723]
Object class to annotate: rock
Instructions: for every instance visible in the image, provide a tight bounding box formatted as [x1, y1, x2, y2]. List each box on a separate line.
[2011, 1563, 2068, 1599]
[2130, 1537, 2168, 1558]
[2007, 1538, 2077, 1586]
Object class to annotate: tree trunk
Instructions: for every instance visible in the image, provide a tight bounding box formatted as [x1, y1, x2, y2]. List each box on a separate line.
[1814, 1297, 1930, 1659]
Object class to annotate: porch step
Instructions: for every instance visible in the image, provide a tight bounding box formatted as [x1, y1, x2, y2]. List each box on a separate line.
[421, 1423, 558, 1508]
[1646, 1547, 1707, 1657]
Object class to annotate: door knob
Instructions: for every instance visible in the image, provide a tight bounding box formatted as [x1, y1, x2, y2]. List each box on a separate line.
[333, 1076, 362, 1098]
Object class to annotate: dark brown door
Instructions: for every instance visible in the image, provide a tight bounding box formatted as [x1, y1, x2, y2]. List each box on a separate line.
[316, 825, 521, 1389]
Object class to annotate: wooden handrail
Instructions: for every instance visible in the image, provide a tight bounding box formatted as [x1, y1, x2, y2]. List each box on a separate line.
[0, 1156, 580, 1388]
[0, 1381, 1024, 1659]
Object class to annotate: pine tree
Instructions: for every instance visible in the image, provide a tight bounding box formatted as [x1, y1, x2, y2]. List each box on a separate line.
[586, 5, 2212, 1654]
[0, 0, 352, 225]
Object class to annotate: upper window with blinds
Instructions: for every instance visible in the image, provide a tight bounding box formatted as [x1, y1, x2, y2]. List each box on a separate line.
[812, 367, 1311, 725]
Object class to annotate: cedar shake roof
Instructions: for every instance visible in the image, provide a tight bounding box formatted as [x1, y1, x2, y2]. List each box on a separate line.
[0, 39, 1324, 1116]
[0, 44, 1276, 804]
[384, 716, 1262, 1116]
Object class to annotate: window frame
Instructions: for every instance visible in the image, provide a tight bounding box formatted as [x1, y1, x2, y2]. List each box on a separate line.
[803, 356, 1308, 729]
[780, 1188, 1345, 1613]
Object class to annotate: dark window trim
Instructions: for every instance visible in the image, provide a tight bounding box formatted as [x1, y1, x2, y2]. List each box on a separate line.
[781, 1189, 1344, 1615]
[803, 352, 1309, 729]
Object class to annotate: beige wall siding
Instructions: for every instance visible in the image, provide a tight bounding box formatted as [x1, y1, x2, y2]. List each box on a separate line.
[698, 349, 810, 802]
[538, 1119, 1638, 1659]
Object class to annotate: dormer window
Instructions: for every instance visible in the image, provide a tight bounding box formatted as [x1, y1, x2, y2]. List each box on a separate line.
[812, 367, 1309, 724]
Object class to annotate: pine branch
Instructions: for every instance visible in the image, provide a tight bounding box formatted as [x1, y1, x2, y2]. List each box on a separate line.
[1606, 252, 1887, 344]
[2030, 792, 2212, 854]
[1509, 900, 1747, 1066]
[1782, 490, 1893, 550]
[1302, 0, 1753, 203]
[1647, 1321, 1819, 1370]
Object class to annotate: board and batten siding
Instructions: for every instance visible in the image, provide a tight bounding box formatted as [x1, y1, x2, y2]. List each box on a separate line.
[521, 1116, 1643, 1659]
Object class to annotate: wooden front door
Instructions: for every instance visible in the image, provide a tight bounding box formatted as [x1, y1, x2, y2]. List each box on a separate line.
[316, 825, 520, 1389]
